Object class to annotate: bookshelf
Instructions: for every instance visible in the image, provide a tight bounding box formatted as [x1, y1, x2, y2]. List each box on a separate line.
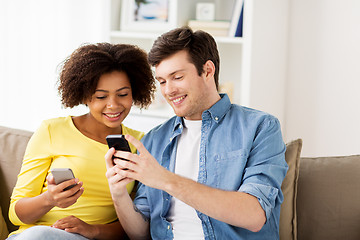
[109, 0, 289, 131]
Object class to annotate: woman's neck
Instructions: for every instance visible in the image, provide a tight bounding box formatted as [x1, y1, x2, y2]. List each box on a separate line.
[72, 113, 122, 144]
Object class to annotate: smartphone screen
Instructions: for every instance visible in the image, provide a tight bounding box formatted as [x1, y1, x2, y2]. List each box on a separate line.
[106, 134, 131, 163]
[51, 168, 76, 191]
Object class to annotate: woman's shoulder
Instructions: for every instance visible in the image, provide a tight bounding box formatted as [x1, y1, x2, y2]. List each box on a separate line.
[122, 124, 145, 140]
[35, 116, 73, 134]
[41, 116, 71, 126]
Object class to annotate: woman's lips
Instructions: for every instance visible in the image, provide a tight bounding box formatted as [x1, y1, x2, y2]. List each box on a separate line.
[104, 112, 121, 121]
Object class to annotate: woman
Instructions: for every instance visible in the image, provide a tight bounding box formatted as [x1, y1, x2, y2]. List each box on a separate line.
[7, 43, 156, 240]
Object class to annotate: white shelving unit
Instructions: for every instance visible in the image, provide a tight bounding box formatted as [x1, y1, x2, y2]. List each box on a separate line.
[109, 0, 289, 132]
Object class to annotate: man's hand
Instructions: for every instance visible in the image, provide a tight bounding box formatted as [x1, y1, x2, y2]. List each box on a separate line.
[105, 147, 134, 200]
[104, 140, 152, 239]
[111, 134, 171, 190]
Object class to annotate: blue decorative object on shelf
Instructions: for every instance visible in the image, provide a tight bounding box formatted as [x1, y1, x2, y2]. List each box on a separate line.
[234, 2, 244, 37]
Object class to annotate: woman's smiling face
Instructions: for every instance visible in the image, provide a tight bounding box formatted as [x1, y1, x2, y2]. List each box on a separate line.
[86, 71, 133, 129]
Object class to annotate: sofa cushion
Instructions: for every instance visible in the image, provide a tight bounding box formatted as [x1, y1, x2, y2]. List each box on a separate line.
[297, 155, 360, 240]
[280, 139, 302, 240]
[0, 126, 33, 233]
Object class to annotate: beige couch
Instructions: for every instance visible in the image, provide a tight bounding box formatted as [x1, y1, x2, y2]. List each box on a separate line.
[1, 125, 359, 240]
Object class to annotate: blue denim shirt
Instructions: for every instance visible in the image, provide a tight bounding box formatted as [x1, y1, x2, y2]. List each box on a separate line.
[134, 94, 288, 240]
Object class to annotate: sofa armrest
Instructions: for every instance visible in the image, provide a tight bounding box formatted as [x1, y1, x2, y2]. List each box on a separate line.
[0, 126, 33, 234]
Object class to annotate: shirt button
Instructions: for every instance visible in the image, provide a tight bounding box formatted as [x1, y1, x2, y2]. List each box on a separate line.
[179, 125, 182, 129]
[167, 225, 171, 230]
[215, 117, 219, 121]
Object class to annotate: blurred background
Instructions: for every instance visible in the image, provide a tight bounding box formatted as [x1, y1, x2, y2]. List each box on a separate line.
[0, 0, 359, 157]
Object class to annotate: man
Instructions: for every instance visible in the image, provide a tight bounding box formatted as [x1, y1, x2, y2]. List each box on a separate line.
[105, 27, 288, 239]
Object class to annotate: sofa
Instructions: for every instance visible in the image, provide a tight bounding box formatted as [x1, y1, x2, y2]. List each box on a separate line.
[0, 125, 359, 240]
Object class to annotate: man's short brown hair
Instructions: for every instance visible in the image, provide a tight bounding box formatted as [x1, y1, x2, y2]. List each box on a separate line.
[148, 27, 220, 90]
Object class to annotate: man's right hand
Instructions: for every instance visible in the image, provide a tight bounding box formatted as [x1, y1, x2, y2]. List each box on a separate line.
[105, 147, 134, 200]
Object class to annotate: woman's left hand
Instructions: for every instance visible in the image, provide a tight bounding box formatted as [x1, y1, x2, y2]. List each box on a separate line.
[52, 215, 98, 239]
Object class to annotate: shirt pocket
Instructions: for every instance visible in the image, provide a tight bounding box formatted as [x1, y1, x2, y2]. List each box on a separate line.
[212, 149, 248, 191]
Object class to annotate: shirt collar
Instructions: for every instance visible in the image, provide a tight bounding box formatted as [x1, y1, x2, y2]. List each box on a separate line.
[203, 93, 231, 123]
[172, 93, 231, 132]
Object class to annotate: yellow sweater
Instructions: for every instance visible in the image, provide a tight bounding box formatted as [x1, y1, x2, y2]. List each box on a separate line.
[9, 116, 144, 236]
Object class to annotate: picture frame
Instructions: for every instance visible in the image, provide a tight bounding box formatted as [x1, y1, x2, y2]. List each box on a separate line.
[120, 0, 177, 33]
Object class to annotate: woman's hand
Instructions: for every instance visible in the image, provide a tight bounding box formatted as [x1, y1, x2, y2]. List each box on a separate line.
[52, 215, 98, 239]
[45, 174, 84, 208]
[53, 216, 126, 240]
[13, 175, 83, 224]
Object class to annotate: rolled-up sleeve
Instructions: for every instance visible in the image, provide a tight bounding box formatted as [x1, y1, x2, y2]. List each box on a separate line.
[239, 116, 288, 220]
[133, 182, 151, 220]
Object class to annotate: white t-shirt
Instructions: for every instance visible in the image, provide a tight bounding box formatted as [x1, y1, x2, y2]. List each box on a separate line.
[167, 119, 205, 239]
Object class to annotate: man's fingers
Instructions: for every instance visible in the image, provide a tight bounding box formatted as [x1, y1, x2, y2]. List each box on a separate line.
[125, 134, 148, 155]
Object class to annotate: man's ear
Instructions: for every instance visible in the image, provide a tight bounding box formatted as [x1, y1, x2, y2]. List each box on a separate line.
[203, 60, 215, 80]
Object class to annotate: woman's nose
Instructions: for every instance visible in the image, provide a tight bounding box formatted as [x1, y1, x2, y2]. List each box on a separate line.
[106, 97, 118, 108]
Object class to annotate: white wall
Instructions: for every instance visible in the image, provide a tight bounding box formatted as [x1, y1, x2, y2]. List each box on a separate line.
[0, 0, 110, 131]
[285, 0, 360, 157]
[1, 0, 359, 157]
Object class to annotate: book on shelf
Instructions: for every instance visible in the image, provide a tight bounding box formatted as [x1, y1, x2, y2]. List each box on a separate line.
[219, 82, 234, 102]
[229, 0, 244, 37]
[188, 20, 230, 37]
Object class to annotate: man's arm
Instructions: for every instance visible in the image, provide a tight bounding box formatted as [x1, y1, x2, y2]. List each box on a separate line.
[114, 135, 267, 232]
[104, 148, 150, 240]
[161, 170, 265, 232]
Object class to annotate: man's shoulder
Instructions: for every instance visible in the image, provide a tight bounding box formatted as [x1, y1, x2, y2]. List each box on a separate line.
[142, 116, 177, 143]
[229, 104, 278, 123]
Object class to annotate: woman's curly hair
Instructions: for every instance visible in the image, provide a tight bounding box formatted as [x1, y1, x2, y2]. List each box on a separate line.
[57, 43, 156, 109]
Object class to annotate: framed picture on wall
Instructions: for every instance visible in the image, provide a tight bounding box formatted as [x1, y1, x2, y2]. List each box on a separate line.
[120, 0, 177, 33]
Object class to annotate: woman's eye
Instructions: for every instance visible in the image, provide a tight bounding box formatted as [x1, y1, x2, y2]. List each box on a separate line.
[118, 93, 128, 97]
[174, 76, 183, 80]
[96, 96, 106, 99]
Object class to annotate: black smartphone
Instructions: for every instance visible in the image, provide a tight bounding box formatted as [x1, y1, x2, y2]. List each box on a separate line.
[106, 134, 131, 152]
[51, 168, 76, 191]
[106, 134, 131, 162]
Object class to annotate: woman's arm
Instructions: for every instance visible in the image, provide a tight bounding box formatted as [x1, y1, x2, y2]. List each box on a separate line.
[15, 174, 83, 224]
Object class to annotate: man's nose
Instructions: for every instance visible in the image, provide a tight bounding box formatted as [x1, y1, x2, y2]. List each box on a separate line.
[164, 82, 176, 95]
